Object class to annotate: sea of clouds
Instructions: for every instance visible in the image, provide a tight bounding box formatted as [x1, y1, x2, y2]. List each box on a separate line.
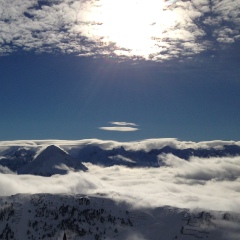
[0, 140, 239, 213]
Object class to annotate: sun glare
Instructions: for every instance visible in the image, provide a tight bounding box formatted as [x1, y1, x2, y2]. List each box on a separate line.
[84, 0, 179, 59]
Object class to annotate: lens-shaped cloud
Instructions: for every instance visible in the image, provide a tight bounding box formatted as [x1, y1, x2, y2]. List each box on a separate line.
[99, 126, 139, 132]
[109, 121, 138, 127]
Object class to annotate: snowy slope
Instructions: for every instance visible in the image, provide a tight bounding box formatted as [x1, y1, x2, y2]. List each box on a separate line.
[0, 140, 240, 239]
[0, 147, 35, 172]
[0, 193, 239, 240]
[17, 145, 87, 176]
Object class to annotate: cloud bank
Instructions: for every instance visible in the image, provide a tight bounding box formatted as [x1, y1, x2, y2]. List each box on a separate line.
[0, 171, 101, 196]
[1, 138, 240, 152]
[0, 0, 239, 61]
[84, 155, 240, 212]
[0, 153, 240, 213]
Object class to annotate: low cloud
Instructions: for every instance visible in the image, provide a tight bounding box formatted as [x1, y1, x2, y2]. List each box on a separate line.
[0, 153, 240, 213]
[86, 155, 240, 212]
[0, 166, 15, 174]
[161, 153, 240, 181]
[0, 138, 240, 152]
[0, 171, 102, 196]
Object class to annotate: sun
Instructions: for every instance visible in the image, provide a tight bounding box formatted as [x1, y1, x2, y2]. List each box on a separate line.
[83, 0, 179, 59]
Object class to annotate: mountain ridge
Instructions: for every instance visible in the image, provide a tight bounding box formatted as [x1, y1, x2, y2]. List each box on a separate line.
[1, 141, 240, 172]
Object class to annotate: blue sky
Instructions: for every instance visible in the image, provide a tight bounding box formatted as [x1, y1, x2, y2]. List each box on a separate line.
[0, 0, 240, 141]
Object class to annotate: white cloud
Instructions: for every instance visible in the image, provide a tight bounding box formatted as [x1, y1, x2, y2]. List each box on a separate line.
[0, 0, 239, 60]
[161, 153, 240, 181]
[0, 138, 240, 152]
[109, 121, 138, 127]
[0, 165, 15, 174]
[82, 155, 240, 212]
[98, 121, 139, 132]
[99, 126, 139, 132]
[217, 37, 235, 43]
[0, 152, 240, 213]
[0, 171, 101, 196]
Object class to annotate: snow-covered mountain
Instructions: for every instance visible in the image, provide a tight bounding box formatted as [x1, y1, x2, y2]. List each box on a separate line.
[17, 145, 87, 176]
[1, 139, 240, 171]
[76, 144, 240, 167]
[0, 193, 239, 240]
[0, 139, 240, 239]
[0, 147, 35, 172]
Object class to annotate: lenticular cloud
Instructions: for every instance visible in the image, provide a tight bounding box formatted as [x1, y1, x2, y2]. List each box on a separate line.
[99, 121, 139, 131]
[99, 127, 139, 132]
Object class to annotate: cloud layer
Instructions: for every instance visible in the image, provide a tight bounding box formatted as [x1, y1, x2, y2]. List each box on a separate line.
[84, 155, 240, 212]
[1, 138, 240, 152]
[0, 152, 240, 213]
[0, 0, 239, 61]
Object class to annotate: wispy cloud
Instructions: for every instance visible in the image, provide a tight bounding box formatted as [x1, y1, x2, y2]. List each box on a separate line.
[109, 121, 138, 127]
[0, 165, 15, 174]
[0, 138, 239, 152]
[0, 0, 239, 60]
[0, 154, 240, 213]
[0, 171, 101, 196]
[88, 154, 240, 212]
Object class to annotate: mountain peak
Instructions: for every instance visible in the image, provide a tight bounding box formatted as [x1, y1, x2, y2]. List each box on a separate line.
[36, 145, 68, 158]
[18, 145, 87, 176]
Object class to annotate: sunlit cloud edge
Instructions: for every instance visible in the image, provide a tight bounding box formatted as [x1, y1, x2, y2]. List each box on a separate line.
[99, 126, 139, 132]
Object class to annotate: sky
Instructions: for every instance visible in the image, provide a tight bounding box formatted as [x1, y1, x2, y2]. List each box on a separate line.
[0, 0, 240, 141]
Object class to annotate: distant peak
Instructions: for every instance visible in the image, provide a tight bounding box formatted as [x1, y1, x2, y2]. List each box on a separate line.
[43, 145, 66, 153]
[46, 144, 60, 149]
